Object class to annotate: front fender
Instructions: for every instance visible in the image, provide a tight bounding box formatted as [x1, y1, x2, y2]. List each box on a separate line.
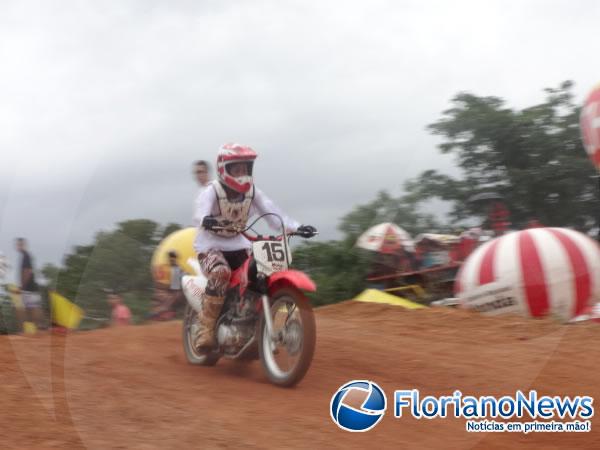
[268, 270, 317, 294]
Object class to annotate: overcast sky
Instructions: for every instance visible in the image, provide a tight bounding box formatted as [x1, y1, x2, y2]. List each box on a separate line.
[1, 0, 599, 275]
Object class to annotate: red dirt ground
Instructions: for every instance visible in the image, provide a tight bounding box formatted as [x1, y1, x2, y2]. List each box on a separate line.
[1, 301, 600, 449]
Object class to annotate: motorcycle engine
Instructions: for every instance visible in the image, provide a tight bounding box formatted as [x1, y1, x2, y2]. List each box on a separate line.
[216, 293, 258, 354]
[216, 322, 254, 353]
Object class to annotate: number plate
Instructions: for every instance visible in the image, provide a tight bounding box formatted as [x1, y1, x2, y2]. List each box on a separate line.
[253, 240, 292, 276]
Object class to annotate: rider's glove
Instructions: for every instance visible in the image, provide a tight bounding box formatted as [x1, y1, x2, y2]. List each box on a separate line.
[296, 224, 318, 238]
[202, 216, 219, 230]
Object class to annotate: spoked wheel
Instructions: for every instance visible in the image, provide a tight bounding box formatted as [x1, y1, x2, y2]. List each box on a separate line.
[182, 303, 219, 366]
[258, 288, 316, 387]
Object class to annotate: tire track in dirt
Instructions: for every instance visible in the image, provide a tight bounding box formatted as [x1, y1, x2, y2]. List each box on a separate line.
[1, 301, 599, 449]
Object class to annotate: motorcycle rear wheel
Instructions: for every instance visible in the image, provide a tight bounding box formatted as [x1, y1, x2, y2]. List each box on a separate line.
[258, 288, 316, 387]
[182, 303, 220, 366]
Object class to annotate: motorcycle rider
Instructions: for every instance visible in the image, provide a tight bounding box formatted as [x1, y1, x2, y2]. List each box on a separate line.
[193, 143, 316, 350]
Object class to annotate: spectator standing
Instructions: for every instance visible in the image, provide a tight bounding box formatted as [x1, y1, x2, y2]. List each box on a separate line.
[15, 238, 43, 333]
[194, 160, 212, 192]
[167, 250, 185, 308]
[106, 289, 132, 326]
[194, 160, 213, 220]
[149, 250, 184, 320]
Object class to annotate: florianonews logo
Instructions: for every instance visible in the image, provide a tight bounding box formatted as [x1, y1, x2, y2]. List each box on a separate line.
[330, 383, 593, 434]
[330, 380, 387, 432]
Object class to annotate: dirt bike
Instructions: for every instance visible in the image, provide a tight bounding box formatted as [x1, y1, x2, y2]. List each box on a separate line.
[181, 214, 318, 387]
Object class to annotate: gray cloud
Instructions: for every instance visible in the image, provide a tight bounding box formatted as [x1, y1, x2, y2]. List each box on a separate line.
[1, 0, 599, 275]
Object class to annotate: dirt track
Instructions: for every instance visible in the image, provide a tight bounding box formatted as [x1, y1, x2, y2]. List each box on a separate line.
[2, 301, 600, 449]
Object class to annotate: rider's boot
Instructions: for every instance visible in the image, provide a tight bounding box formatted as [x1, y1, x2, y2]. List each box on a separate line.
[194, 293, 224, 350]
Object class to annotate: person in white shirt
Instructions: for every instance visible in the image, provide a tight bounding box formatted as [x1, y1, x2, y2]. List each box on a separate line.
[192, 143, 316, 350]
[193, 160, 211, 214]
[193, 160, 211, 191]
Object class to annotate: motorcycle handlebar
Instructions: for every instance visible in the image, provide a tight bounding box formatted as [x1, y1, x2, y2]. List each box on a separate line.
[209, 226, 318, 241]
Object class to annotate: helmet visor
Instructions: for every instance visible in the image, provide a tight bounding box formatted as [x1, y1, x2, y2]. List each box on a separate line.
[225, 161, 254, 177]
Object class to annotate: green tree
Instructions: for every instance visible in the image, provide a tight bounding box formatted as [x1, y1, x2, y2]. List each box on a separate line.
[405, 81, 598, 230]
[41, 263, 60, 290]
[161, 222, 183, 239]
[49, 219, 164, 326]
[116, 219, 161, 249]
[56, 245, 96, 300]
[293, 240, 374, 306]
[293, 190, 439, 305]
[339, 190, 441, 243]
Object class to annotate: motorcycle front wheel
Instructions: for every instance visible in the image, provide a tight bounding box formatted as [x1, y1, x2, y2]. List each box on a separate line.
[182, 303, 220, 366]
[258, 288, 316, 387]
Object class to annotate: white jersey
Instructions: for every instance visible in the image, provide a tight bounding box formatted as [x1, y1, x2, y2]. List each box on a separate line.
[193, 182, 300, 254]
[197, 182, 211, 196]
[193, 182, 211, 217]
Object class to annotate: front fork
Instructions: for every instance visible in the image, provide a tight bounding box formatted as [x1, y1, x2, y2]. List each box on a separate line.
[261, 294, 276, 351]
[257, 274, 277, 351]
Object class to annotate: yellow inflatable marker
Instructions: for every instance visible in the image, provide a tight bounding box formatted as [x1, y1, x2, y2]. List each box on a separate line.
[50, 291, 84, 329]
[151, 227, 197, 284]
[354, 289, 426, 309]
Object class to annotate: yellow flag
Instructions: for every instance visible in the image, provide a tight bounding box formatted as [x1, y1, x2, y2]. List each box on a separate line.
[49, 291, 84, 329]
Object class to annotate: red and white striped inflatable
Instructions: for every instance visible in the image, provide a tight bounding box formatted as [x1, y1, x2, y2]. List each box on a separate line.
[581, 83, 600, 171]
[455, 228, 600, 321]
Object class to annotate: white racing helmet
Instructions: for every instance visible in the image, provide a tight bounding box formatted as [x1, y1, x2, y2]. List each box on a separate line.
[216, 143, 258, 193]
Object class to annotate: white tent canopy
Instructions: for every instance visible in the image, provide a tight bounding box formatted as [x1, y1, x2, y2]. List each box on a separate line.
[355, 222, 415, 253]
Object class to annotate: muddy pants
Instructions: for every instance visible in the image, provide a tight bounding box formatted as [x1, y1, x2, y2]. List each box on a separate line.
[194, 249, 248, 348]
